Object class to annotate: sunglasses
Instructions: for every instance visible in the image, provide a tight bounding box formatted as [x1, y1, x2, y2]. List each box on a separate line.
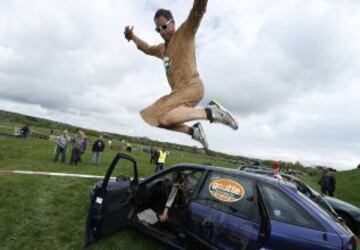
[155, 19, 173, 33]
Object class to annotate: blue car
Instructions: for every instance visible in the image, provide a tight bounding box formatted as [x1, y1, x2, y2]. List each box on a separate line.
[85, 154, 357, 249]
[239, 165, 360, 236]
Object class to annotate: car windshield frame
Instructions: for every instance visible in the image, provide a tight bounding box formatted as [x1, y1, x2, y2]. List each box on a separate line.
[289, 178, 340, 220]
[295, 189, 346, 229]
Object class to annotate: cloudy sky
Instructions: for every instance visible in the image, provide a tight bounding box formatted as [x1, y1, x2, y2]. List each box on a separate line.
[1, 0, 359, 170]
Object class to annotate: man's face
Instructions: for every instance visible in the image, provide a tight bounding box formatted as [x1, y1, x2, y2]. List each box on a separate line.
[154, 16, 175, 42]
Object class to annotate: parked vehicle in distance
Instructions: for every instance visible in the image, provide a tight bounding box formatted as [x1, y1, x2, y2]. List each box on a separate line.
[239, 165, 360, 236]
[85, 154, 357, 250]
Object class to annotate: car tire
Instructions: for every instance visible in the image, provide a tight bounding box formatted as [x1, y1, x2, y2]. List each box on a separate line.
[337, 211, 357, 235]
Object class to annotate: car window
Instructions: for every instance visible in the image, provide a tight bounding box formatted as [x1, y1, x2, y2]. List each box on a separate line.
[297, 191, 340, 223]
[259, 184, 323, 231]
[196, 172, 258, 222]
[145, 168, 205, 205]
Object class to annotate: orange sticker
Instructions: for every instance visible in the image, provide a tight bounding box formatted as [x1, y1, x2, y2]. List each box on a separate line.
[209, 178, 245, 202]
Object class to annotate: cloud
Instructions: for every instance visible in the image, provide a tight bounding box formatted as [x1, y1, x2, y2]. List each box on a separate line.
[1, 0, 359, 170]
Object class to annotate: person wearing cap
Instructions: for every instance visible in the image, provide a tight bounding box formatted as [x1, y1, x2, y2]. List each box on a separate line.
[124, 0, 238, 150]
[54, 130, 71, 163]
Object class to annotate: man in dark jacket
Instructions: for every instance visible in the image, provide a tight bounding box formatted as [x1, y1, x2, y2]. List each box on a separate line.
[92, 136, 105, 166]
[328, 172, 336, 197]
[318, 170, 334, 196]
[20, 125, 30, 138]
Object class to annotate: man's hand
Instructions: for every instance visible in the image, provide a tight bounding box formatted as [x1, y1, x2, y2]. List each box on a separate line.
[124, 26, 134, 41]
[159, 208, 169, 222]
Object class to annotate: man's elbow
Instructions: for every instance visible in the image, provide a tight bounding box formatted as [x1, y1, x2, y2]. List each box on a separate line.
[137, 45, 151, 55]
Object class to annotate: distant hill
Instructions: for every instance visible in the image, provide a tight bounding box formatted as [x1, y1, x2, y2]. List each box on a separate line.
[0, 109, 252, 164]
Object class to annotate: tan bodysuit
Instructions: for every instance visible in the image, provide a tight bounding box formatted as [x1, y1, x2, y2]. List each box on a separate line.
[133, 0, 208, 126]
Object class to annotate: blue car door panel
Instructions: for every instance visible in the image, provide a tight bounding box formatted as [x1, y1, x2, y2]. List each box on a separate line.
[258, 183, 343, 250]
[186, 171, 260, 249]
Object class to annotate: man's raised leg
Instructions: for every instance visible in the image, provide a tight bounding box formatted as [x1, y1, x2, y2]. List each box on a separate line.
[205, 99, 239, 130]
[157, 101, 238, 149]
[160, 123, 208, 149]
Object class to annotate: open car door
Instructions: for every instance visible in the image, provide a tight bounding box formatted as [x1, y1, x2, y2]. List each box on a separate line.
[85, 153, 139, 246]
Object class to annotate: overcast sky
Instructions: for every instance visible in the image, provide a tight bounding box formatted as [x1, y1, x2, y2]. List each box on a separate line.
[1, 0, 359, 170]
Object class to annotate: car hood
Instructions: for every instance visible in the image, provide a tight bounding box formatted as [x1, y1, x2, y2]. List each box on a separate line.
[324, 196, 360, 216]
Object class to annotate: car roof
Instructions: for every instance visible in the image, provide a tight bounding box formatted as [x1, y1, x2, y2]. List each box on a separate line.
[172, 163, 298, 191]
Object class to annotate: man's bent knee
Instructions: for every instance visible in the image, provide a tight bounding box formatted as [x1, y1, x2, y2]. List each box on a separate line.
[158, 116, 173, 127]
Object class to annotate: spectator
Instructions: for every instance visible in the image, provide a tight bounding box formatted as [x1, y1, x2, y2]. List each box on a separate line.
[155, 148, 167, 173]
[81, 133, 89, 162]
[91, 136, 105, 166]
[272, 162, 283, 180]
[54, 130, 71, 163]
[108, 139, 112, 150]
[126, 143, 132, 152]
[19, 125, 30, 138]
[70, 130, 87, 166]
[318, 170, 333, 196]
[150, 148, 157, 164]
[328, 172, 336, 197]
[357, 163, 360, 170]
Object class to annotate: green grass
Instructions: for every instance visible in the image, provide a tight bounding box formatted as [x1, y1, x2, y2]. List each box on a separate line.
[0, 136, 359, 249]
[0, 136, 239, 249]
[0, 175, 163, 250]
[303, 171, 360, 208]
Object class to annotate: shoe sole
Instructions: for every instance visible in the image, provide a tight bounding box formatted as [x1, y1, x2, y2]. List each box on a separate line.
[194, 123, 208, 149]
[209, 99, 239, 130]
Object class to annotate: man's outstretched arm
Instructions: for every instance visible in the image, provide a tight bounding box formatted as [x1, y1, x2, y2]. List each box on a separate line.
[184, 0, 208, 35]
[124, 26, 163, 59]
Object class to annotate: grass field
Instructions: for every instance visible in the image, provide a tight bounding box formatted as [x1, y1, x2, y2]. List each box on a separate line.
[0, 135, 239, 250]
[303, 171, 360, 208]
[0, 135, 359, 249]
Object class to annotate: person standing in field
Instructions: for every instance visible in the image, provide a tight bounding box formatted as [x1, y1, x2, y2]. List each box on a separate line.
[328, 172, 336, 197]
[155, 148, 167, 173]
[91, 135, 105, 166]
[54, 130, 71, 163]
[70, 130, 87, 166]
[124, 0, 238, 149]
[108, 139, 112, 151]
[318, 170, 333, 196]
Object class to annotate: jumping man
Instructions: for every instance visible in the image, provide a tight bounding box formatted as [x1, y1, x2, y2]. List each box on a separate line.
[124, 0, 238, 149]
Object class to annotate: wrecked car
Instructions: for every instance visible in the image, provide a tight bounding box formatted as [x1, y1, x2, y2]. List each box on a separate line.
[85, 153, 357, 249]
